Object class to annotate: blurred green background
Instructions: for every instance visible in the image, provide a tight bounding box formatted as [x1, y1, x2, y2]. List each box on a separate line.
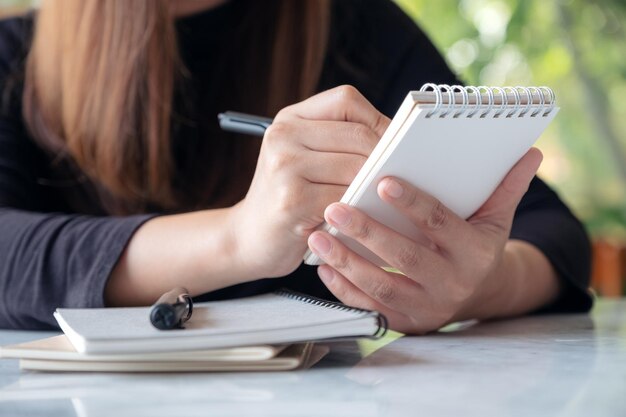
[395, 0, 626, 245]
[1, 0, 625, 244]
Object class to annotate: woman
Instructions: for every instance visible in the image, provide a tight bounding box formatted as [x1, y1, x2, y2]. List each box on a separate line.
[0, 0, 592, 332]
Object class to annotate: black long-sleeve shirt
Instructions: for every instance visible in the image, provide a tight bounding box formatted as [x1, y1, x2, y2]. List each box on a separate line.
[0, 0, 592, 330]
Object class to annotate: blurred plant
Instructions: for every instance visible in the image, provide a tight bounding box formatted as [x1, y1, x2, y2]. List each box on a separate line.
[396, 0, 626, 241]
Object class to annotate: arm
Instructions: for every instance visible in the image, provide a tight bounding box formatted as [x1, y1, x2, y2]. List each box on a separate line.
[0, 83, 391, 329]
[105, 208, 245, 306]
[464, 239, 561, 321]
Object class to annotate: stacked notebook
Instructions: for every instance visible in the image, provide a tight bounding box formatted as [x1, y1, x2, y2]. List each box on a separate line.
[0, 291, 385, 372]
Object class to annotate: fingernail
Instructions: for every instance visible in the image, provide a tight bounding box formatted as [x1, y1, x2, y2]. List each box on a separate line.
[383, 179, 404, 198]
[309, 233, 331, 256]
[326, 205, 351, 227]
[318, 266, 334, 284]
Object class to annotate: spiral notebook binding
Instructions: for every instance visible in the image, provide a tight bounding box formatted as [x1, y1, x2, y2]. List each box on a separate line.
[275, 289, 388, 338]
[419, 84, 556, 119]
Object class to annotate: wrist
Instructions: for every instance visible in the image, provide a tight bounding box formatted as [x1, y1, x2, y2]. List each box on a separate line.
[452, 242, 517, 322]
[452, 240, 561, 323]
[107, 206, 262, 307]
[218, 201, 261, 284]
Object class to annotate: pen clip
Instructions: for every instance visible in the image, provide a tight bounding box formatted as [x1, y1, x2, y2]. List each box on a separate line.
[179, 294, 193, 322]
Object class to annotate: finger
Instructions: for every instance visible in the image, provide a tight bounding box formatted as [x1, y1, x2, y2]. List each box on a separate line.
[307, 230, 426, 311]
[278, 184, 346, 237]
[278, 85, 391, 138]
[308, 231, 421, 312]
[262, 119, 380, 159]
[300, 151, 366, 186]
[296, 120, 380, 157]
[316, 264, 417, 329]
[471, 148, 543, 234]
[322, 203, 450, 284]
[377, 177, 473, 253]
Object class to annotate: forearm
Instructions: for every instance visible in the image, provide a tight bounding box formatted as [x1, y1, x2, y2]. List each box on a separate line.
[105, 207, 252, 307]
[463, 239, 561, 321]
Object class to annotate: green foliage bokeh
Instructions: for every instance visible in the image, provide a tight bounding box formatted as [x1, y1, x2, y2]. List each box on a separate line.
[396, 0, 626, 241]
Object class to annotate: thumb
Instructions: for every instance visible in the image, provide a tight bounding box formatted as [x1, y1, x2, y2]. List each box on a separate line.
[471, 147, 543, 231]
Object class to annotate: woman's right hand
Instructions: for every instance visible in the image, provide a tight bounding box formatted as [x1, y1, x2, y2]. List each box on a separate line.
[230, 85, 390, 279]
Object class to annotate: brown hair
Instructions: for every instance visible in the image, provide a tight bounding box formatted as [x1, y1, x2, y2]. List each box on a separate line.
[23, 0, 330, 214]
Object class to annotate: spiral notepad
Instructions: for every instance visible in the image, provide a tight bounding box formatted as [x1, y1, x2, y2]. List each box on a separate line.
[304, 84, 559, 266]
[53, 290, 387, 354]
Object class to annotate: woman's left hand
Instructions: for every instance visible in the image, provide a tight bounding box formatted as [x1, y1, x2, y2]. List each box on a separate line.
[307, 148, 545, 334]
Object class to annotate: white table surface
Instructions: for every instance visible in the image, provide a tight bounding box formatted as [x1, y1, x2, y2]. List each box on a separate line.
[0, 299, 624, 417]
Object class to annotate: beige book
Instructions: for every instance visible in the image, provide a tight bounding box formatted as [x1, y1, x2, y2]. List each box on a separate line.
[0, 335, 324, 372]
[0, 334, 286, 362]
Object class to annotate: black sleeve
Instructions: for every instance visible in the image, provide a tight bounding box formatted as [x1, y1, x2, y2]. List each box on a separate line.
[0, 210, 153, 330]
[510, 178, 593, 312]
[322, 0, 463, 118]
[0, 17, 154, 330]
[371, 0, 593, 312]
[359, 0, 462, 116]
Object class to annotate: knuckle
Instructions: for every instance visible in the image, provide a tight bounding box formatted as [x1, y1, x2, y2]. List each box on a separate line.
[426, 201, 447, 230]
[274, 106, 294, 121]
[351, 125, 378, 155]
[352, 218, 373, 242]
[394, 246, 420, 270]
[335, 84, 360, 104]
[351, 124, 369, 142]
[292, 223, 313, 238]
[347, 155, 367, 178]
[333, 249, 352, 273]
[372, 281, 395, 303]
[401, 187, 418, 209]
[264, 121, 292, 143]
[374, 113, 390, 136]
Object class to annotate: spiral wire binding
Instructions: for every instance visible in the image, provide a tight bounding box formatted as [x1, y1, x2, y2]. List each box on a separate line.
[419, 84, 556, 119]
[452, 85, 468, 118]
[492, 86, 507, 118]
[275, 289, 388, 338]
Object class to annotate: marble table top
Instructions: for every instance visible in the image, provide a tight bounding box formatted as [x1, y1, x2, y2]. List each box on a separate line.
[0, 299, 624, 417]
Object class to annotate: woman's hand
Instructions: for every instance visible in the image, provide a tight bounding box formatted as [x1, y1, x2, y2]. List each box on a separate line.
[231, 86, 390, 279]
[307, 148, 560, 334]
[107, 85, 389, 306]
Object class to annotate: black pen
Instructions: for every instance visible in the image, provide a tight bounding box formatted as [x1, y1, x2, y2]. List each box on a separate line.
[150, 287, 193, 330]
[218, 111, 273, 136]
